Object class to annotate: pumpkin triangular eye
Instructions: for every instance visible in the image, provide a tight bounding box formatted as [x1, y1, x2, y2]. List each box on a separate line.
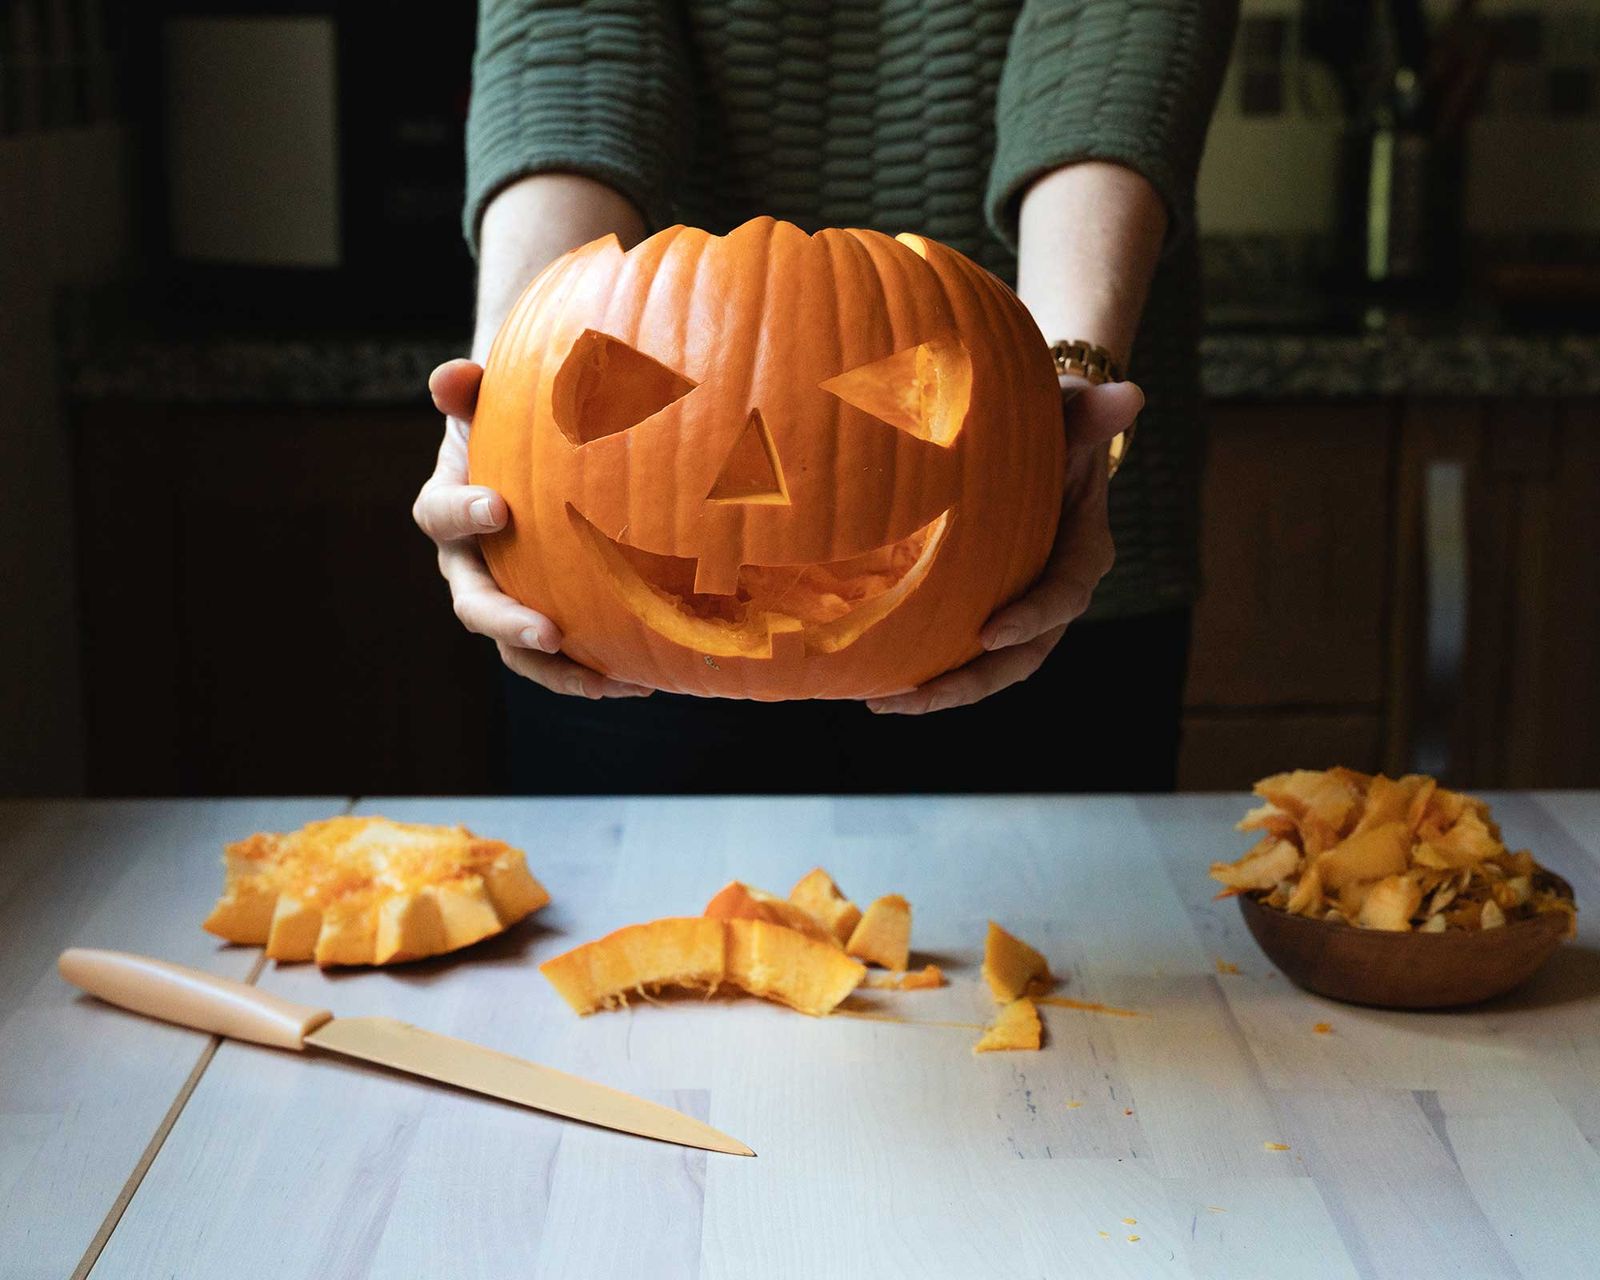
[708, 409, 788, 504]
[819, 336, 972, 447]
[553, 329, 696, 446]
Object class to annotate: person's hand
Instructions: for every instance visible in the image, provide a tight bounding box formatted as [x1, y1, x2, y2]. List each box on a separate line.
[413, 358, 651, 699]
[865, 376, 1141, 715]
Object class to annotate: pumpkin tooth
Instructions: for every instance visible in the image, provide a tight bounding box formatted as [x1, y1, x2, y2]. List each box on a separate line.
[481, 854, 551, 924]
[982, 922, 1052, 1003]
[265, 896, 321, 962]
[432, 876, 505, 951]
[374, 891, 446, 965]
[202, 885, 277, 944]
[974, 998, 1043, 1053]
[313, 904, 379, 967]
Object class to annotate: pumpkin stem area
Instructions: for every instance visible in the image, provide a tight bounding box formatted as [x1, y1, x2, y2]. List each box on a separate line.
[570, 507, 951, 659]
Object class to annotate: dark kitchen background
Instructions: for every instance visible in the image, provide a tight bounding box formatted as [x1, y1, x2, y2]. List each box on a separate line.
[3, 0, 1597, 798]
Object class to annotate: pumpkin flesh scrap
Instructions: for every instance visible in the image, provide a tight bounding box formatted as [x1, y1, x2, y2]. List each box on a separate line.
[846, 894, 912, 970]
[203, 817, 549, 967]
[541, 918, 865, 1017]
[789, 867, 863, 943]
[974, 997, 1043, 1053]
[982, 921, 1052, 1002]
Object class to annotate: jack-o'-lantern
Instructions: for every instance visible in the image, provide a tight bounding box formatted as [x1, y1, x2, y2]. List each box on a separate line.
[469, 217, 1064, 700]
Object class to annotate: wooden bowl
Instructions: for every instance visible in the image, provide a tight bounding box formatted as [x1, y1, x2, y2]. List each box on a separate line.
[1237, 873, 1575, 1009]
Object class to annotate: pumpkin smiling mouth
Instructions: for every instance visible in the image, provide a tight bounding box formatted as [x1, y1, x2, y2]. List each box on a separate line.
[569, 506, 951, 659]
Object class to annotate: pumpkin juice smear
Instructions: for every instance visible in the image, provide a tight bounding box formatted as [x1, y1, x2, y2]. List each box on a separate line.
[1033, 995, 1146, 1019]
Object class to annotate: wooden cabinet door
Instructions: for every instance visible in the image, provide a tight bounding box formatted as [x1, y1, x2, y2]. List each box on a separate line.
[1179, 403, 1396, 789]
[1387, 399, 1600, 788]
[76, 405, 496, 795]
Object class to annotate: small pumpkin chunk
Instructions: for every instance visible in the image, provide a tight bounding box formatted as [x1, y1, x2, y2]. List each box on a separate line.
[974, 997, 1042, 1053]
[723, 920, 866, 1016]
[865, 964, 946, 991]
[789, 867, 863, 944]
[982, 921, 1051, 1002]
[846, 894, 912, 970]
[704, 880, 841, 946]
[540, 918, 726, 1015]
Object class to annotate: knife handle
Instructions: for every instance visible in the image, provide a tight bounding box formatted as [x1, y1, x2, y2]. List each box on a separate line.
[59, 948, 333, 1050]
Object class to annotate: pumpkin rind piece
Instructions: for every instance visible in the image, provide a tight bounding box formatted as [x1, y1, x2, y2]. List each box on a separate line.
[982, 921, 1052, 1002]
[704, 881, 840, 946]
[865, 963, 945, 990]
[205, 816, 549, 967]
[789, 868, 863, 943]
[540, 918, 727, 1015]
[846, 894, 912, 970]
[724, 920, 866, 1016]
[974, 997, 1043, 1053]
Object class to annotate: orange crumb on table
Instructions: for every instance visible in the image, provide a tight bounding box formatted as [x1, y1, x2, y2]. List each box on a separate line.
[1097, 1232, 1110, 1239]
[1121, 1218, 1137, 1225]
[1313, 1021, 1333, 1034]
[1123, 1108, 1135, 1116]
[1207, 1206, 1227, 1213]
[1034, 995, 1145, 1018]
[1215, 958, 1241, 975]
[1065, 1100, 1083, 1109]
[1264, 1142, 1291, 1151]
[1127, 1235, 1141, 1243]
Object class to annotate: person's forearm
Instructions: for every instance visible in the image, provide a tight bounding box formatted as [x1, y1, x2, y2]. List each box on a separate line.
[472, 173, 647, 361]
[1015, 161, 1167, 369]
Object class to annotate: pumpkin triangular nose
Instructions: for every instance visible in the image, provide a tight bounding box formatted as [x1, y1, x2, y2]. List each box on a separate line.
[707, 409, 788, 504]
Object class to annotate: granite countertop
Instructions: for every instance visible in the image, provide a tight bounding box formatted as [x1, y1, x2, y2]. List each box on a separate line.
[66, 326, 1600, 406]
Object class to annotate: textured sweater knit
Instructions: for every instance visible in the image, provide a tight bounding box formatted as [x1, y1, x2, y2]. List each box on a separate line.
[465, 0, 1237, 619]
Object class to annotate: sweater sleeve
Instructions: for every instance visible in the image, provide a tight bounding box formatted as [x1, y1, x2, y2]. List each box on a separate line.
[985, 0, 1238, 251]
[463, 0, 693, 253]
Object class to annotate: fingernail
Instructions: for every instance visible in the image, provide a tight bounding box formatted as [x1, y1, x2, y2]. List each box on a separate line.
[563, 676, 588, 698]
[606, 682, 652, 698]
[520, 626, 550, 651]
[985, 626, 1021, 650]
[470, 497, 497, 527]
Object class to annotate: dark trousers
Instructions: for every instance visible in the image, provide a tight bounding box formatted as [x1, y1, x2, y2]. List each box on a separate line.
[499, 610, 1191, 795]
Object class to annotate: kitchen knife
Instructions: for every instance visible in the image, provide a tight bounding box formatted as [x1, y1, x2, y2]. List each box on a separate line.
[58, 947, 753, 1157]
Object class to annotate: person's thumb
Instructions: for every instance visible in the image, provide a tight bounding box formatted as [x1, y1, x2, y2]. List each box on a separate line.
[429, 358, 485, 420]
[1063, 379, 1143, 451]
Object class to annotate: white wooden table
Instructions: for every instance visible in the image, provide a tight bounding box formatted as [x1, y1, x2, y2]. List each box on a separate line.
[3, 794, 1598, 1280]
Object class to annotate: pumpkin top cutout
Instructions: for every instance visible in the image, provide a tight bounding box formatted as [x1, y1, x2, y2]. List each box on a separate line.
[470, 217, 1066, 700]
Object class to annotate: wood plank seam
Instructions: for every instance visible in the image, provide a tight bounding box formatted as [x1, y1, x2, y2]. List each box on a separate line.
[69, 796, 356, 1279]
[70, 952, 265, 1280]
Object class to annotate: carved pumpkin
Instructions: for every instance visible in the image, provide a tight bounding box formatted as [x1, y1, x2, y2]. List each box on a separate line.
[470, 217, 1065, 699]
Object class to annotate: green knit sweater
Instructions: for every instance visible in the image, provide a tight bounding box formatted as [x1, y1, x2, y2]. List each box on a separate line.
[465, 0, 1237, 619]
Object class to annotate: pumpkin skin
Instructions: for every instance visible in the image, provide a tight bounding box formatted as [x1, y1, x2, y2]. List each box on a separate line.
[469, 216, 1065, 700]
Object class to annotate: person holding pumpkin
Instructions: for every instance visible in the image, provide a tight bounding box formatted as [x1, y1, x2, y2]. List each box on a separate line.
[413, 0, 1237, 794]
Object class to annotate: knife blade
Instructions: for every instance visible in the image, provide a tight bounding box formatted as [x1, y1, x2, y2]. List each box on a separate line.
[58, 947, 752, 1157]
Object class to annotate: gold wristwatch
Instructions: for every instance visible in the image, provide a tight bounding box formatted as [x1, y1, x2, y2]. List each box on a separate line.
[1049, 339, 1133, 479]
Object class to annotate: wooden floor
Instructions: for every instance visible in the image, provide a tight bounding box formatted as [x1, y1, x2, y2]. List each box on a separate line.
[2, 793, 1598, 1279]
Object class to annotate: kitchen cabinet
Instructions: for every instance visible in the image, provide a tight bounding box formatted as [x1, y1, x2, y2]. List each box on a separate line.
[74, 394, 1599, 796]
[1181, 397, 1600, 790]
[75, 404, 495, 796]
